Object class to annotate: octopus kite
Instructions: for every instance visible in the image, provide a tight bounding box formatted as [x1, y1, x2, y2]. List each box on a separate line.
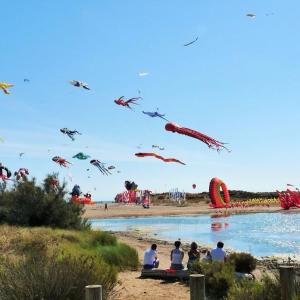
[135, 152, 185, 165]
[0, 163, 12, 181]
[69, 80, 90, 90]
[142, 110, 169, 121]
[90, 159, 111, 175]
[14, 168, 29, 181]
[60, 128, 82, 141]
[165, 123, 230, 152]
[0, 82, 14, 94]
[52, 156, 71, 167]
[114, 96, 141, 109]
[73, 152, 90, 160]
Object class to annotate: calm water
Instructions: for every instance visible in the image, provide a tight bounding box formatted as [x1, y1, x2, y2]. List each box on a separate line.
[91, 212, 300, 257]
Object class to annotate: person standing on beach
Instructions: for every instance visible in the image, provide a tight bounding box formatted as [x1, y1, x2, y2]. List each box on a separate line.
[211, 241, 227, 262]
[170, 240, 184, 270]
[143, 244, 159, 269]
[104, 203, 108, 210]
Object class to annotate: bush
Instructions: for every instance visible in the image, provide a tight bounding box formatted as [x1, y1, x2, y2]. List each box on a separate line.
[98, 243, 139, 270]
[0, 253, 116, 300]
[191, 261, 235, 298]
[227, 252, 256, 273]
[226, 274, 281, 300]
[0, 175, 88, 230]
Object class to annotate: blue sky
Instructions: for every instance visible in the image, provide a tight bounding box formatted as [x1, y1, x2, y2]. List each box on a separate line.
[1, 0, 300, 200]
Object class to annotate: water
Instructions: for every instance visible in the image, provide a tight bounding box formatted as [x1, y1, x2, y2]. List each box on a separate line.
[91, 212, 300, 257]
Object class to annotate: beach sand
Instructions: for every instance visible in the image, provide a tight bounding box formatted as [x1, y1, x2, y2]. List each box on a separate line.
[84, 203, 283, 219]
[112, 232, 190, 300]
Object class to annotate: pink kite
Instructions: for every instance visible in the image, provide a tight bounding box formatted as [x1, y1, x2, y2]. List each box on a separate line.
[135, 152, 185, 165]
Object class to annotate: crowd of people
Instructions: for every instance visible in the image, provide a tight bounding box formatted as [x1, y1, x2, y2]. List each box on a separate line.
[143, 240, 227, 270]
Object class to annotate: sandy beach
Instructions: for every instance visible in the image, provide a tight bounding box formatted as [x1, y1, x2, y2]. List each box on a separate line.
[111, 231, 276, 300]
[84, 203, 284, 219]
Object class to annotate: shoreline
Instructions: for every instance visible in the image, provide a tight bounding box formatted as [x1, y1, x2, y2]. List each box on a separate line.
[112, 230, 300, 266]
[84, 203, 287, 219]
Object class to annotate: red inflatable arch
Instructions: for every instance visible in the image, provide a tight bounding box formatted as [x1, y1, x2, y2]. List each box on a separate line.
[209, 177, 230, 208]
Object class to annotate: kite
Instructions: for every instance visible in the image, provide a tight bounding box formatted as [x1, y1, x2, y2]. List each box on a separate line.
[139, 72, 149, 77]
[69, 80, 90, 90]
[0, 163, 12, 181]
[50, 177, 59, 188]
[165, 122, 230, 152]
[108, 165, 116, 170]
[192, 184, 196, 189]
[90, 159, 111, 175]
[60, 128, 81, 141]
[19, 152, 25, 158]
[125, 181, 138, 191]
[24, 79, 30, 82]
[67, 172, 73, 182]
[114, 96, 141, 109]
[152, 145, 164, 150]
[73, 152, 90, 160]
[184, 36, 198, 47]
[0, 82, 14, 94]
[52, 156, 71, 167]
[135, 152, 185, 165]
[142, 110, 169, 121]
[246, 13, 256, 18]
[14, 168, 29, 181]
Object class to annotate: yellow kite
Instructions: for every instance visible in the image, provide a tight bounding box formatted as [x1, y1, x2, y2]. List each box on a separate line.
[0, 82, 14, 94]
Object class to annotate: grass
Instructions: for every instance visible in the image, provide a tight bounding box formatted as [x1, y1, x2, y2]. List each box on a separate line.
[0, 225, 139, 300]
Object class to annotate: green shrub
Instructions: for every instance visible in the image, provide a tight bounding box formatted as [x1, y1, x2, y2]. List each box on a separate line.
[98, 243, 139, 270]
[0, 253, 116, 300]
[227, 252, 256, 273]
[226, 274, 281, 300]
[0, 175, 88, 230]
[191, 261, 235, 298]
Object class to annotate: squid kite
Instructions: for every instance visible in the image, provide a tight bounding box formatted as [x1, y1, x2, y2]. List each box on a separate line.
[69, 80, 90, 90]
[52, 156, 71, 167]
[60, 128, 81, 141]
[14, 168, 29, 181]
[114, 96, 141, 109]
[135, 152, 185, 165]
[142, 110, 169, 121]
[90, 159, 111, 175]
[165, 123, 230, 152]
[73, 152, 90, 160]
[0, 82, 14, 94]
[184, 36, 198, 47]
[0, 163, 12, 181]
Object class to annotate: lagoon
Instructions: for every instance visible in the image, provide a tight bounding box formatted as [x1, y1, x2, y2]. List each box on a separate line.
[91, 212, 300, 257]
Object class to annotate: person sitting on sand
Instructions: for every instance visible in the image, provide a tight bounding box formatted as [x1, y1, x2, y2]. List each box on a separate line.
[187, 242, 200, 269]
[143, 244, 159, 270]
[211, 241, 227, 262]
[170, 240, 184, 270]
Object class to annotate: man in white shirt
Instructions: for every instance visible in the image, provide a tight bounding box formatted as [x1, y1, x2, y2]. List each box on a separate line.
[143, 244, 159, 269]
[211, 241, 227, 262]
